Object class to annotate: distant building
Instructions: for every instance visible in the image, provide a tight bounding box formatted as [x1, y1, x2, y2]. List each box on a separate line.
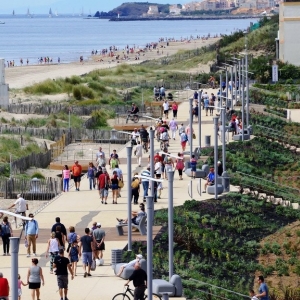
[169, 4, 182, 14]
[279, 1, 300, 66]
[147, 5, 159, 15]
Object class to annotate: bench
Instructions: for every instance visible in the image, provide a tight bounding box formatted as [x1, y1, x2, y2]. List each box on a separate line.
[114, 259, 147, 280]
[207, 184, 224, 195]
[116, 216, 147, 236]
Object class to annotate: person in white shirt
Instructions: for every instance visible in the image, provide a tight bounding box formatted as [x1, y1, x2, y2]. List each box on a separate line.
[135, 141, 143, 167]
[249, 289, 259, 300]
[8, 194, 28, 228]
[169, 118, 178, 140]
[95, 147, 105, 163]
[131, 128, 140, 145]
[162, 100, 169, 119]
[154, 158, 162, 179]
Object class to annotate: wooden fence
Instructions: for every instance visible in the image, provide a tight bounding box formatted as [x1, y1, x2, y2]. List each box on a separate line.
[0, 177, 62, 200]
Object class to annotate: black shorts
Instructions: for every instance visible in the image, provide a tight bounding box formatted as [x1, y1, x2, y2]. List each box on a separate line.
[141, 138, 148, 142]
[57, 275, 68, 289]
[73, 175, 81, 183]
[156, 174, 161, 179]
[164, 110, 168, 114]
[95, 240, 105, 251]
[29, 282, 41, 289]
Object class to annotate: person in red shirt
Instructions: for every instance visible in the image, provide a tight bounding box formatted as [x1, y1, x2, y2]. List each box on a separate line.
[98, 168, 111, 205]
[72, 161, 82, 191]
[153, 152, 163, 163]
[0, 272, 9, 300]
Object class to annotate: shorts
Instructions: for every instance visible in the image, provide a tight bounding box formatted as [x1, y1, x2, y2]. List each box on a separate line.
[141, 138, 148, 143]
[178, 169, 183, 176]
[18, 288, 22, 296]
[181, 141, 187, 147]
[164, 110, 168, 114]
[73, 176, 81, 183]
[82, 252, 93, 265]
[156, 174, 161, 179]
[99, 188, 108, 198]
[57, 275, 69, 289]
[29, 282, 41, 289]
[191, 166, 196, 172]
[111, 184, 118, 190]
[70, 255, 79, 263]
[95, 240, 105, 251]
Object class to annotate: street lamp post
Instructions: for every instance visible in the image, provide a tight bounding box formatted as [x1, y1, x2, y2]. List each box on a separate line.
[0, 211, 32, 300]
[198, 90, 202, 150]
[241, 57, 245, 141]
[126, 146, 133, 250]
[213, 116, 219, 200]
[189, 98, 193, 198]
[167, 171, 174, 279]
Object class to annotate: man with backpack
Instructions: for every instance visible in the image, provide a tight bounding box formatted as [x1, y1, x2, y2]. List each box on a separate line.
[180, 131, 189, 151]
[25, 213, 39, 257]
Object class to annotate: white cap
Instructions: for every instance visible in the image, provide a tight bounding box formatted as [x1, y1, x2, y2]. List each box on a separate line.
[217, 161, 221, 164]
[96, 223, 101, 227]
[136, 254, 143, 259]
[17, 194, 21, 198]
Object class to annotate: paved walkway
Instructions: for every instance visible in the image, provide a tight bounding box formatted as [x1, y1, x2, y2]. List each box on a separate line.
[0, 88, 238, 300]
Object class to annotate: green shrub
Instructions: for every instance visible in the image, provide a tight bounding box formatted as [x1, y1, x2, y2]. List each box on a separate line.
[31, 172, 45, 179]
[65, 75, 81, 85]
[24, 79, 62, 94]
[73, 86, 82, 100]
[87, 81, 107, 93]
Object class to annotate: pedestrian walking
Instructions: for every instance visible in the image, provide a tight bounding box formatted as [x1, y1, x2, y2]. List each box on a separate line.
[175, 153, 185, 180]
[25, 214, 39, 257]
[134, 141, 143, 167]
[68, 240, 79, 276]
[27, 258, 44, 300]
[93, 223, 105, 261]
[169, 118, 178, 140]
[141, 166, 151, 201]
[0, 272, 10, 300]
[255, 276, 269, 300]
[45, 232, 59, 274]
[110, 171, 119, 204]
[53, 249, 74, 300]
[87, 162, 97, 190]
[17, 274, 28, 300]
[72, 160, 82, 191]
[62, 165, 70, 192]
[172, 101, 178, 118]
[0, 216, 13, 256]
[79, 228, 95, 278]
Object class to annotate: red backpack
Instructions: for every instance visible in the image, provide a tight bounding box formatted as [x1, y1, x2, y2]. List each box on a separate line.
[176, 159, 184, 170]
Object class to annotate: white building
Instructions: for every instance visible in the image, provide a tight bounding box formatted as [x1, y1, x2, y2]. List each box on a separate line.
[147, 5, 159, 15]
[169, 4, 182, 14]
[279, 1, 300, 66]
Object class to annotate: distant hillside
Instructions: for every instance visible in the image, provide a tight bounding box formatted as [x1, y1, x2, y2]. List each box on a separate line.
[109, 2, 170, 17]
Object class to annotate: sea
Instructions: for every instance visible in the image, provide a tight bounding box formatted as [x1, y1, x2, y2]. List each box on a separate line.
[0, 15, 258, 64]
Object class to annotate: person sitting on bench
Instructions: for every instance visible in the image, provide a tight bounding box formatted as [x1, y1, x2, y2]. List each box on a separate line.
[203, 168, 215, 193]
[116, 254, 143, 277]
[116, 203, 146, 225]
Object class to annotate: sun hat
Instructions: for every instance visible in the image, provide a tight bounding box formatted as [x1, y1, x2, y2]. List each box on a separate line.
[136, 254, 143, 259]
[96, 223, 101, 227]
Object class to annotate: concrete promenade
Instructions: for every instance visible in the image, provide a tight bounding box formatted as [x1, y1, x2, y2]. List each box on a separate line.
[0, 89, 238, 300]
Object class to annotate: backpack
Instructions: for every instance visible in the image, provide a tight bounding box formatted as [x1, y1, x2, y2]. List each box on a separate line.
[0, 223, 10, 236]
[176, 159, 184, 170]
[69, 233, 77, 244]
[182, 133, 188, 142]
[70, 245, 79, 257]
[160, 127, 166, 133]
[135, 107, 139, 113]
[131, 178, 139, 189]
[230, 120, 236, 129]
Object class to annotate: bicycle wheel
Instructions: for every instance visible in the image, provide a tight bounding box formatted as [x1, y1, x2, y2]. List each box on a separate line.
[144, 293, 162, 300]
[112, 293, 130, 300]
[133, 115, 139, 123]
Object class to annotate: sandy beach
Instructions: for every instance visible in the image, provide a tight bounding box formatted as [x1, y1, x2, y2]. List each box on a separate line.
[6, 38, 217, 89]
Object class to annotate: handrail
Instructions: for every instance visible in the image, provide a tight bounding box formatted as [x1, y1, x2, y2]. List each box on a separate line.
[235, 171, 300, 193]
[188, 182, 192, 198]
[190, 278, 249, 299]
[255, 125, 300, 139]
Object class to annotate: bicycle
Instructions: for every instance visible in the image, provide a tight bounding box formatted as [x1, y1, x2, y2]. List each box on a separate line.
[126, 114, 139, 124]
[112, 285, 162, 300]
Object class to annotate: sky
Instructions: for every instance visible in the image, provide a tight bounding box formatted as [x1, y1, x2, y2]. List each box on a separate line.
[1, 0, 185, 14]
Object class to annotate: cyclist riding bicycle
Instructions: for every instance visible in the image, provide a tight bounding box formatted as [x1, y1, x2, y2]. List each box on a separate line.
[139, 125, 149, 151]
[128, 103, 139, 115]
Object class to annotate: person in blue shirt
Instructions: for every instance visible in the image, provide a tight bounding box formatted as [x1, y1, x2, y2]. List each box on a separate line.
[256, 276, 269, 300]
[190, 155, 197, 179]
[203, 168, 215, 193]
[25, 213, 39, 257]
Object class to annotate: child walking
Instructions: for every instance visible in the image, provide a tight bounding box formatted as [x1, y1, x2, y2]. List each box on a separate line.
[68, 240, 79, 276]
[18, 274, 28, 300]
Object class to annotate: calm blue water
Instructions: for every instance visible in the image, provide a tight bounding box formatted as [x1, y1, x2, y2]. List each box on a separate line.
[0, 16, 257, 64]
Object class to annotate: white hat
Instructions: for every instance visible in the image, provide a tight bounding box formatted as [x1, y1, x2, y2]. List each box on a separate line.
[17, 194, 21, 198]
[136, 254, 143, 259]
[217, 161, 221, 164]
[96, 222, 101, 227]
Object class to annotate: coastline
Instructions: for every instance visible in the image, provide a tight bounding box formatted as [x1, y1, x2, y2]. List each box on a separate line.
[6, 38, 218, 89]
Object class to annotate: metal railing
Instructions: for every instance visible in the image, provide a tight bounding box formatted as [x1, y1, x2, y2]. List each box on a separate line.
[190, 278, 249, 299]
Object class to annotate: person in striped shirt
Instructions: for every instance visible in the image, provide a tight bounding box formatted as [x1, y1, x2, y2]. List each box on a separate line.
[141, 166, 151, 202]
